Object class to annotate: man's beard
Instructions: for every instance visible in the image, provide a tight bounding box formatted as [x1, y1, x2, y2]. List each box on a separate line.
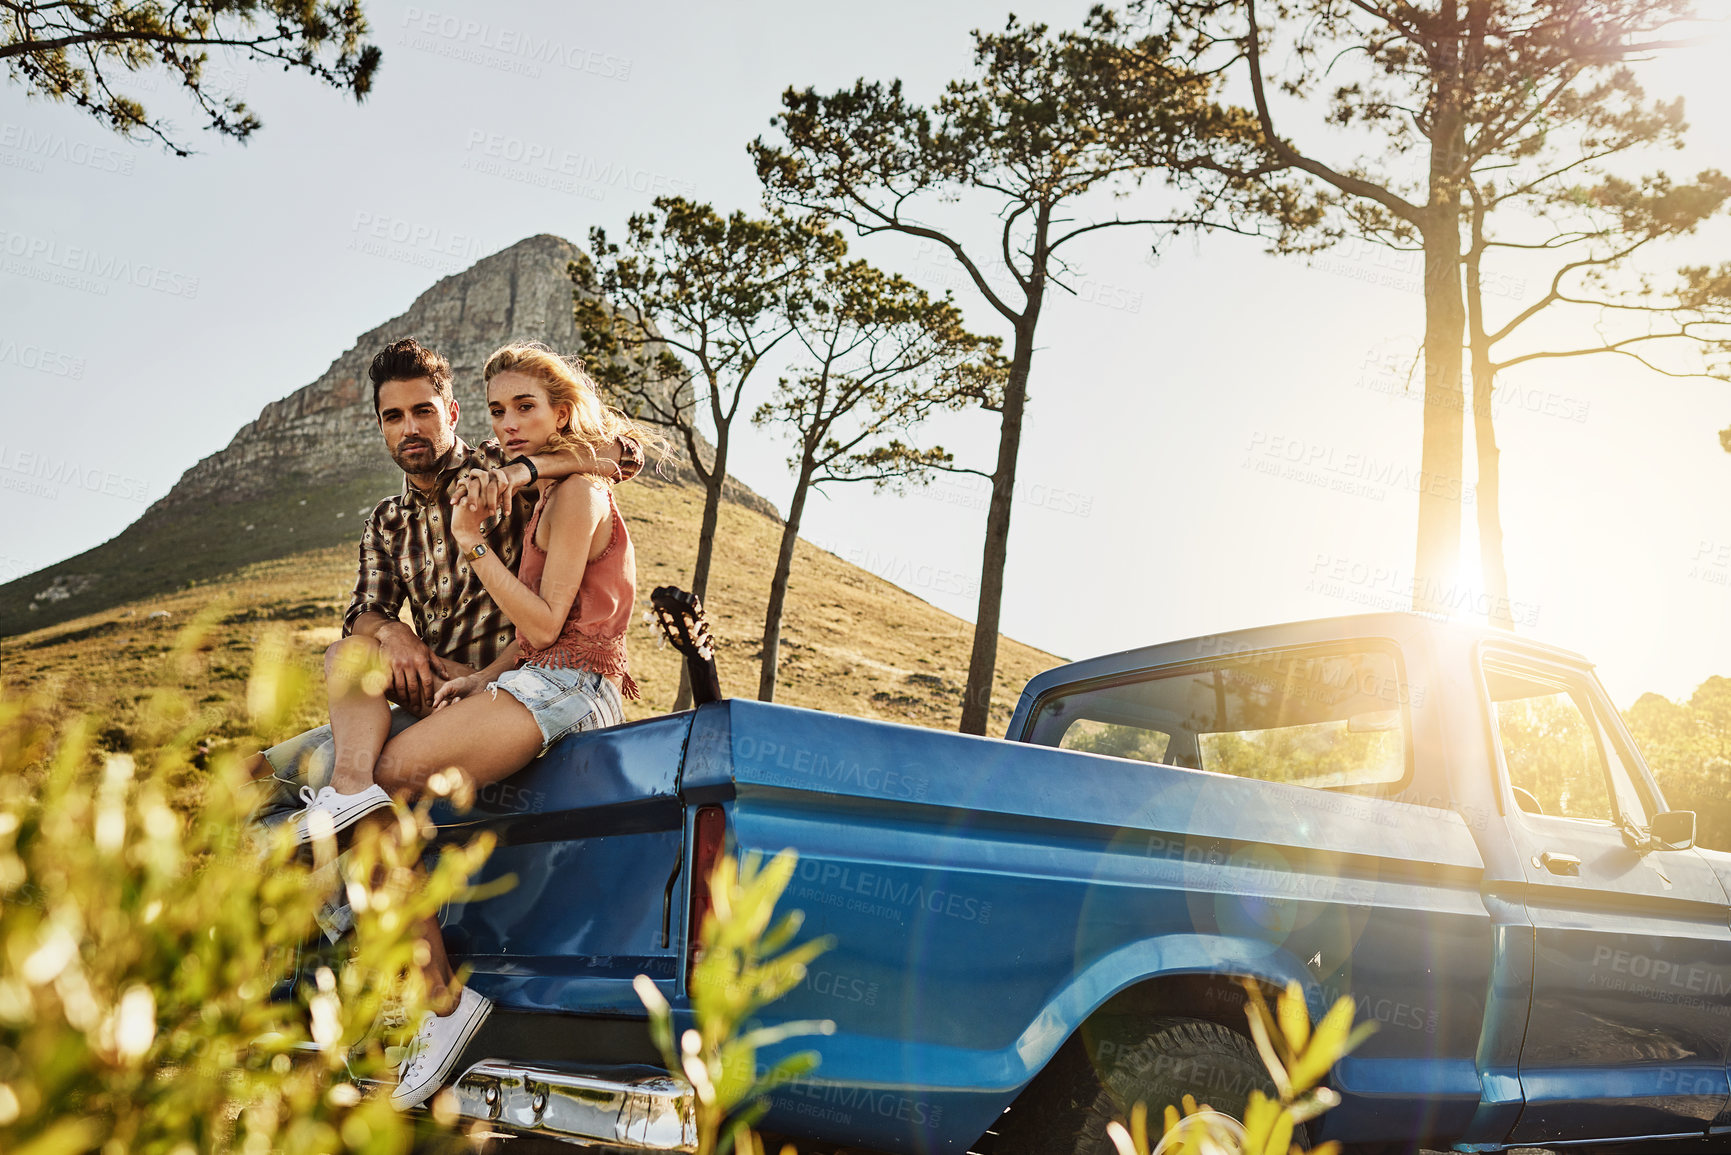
[391, 436, 449, 478]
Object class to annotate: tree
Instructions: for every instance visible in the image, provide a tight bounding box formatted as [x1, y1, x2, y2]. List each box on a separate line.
[752, 260, 1005, 702]
[1466, 167, 1731, 625]
[753, 13, 1310, 733]
[1625, 677, 1731, 852]
[2, 1, 380, 155]
[1159, 0, 1710, 618]
[572, 198, 843, 706]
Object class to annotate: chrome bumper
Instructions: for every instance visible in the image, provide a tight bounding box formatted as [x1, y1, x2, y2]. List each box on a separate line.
[450, 1060, 697, 1150]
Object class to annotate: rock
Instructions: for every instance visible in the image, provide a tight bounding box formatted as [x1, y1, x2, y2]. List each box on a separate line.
[31, 574, 99, 604]
[146, 234, 778, 521]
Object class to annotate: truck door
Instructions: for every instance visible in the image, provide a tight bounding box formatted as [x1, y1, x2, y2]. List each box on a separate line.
[1481, 648, 1731, 1146]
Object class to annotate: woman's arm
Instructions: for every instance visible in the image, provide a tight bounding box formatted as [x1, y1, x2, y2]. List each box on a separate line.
[473, 639, 521, 683]
[453, 482, 609, 651]
[431, 640, 521, 710]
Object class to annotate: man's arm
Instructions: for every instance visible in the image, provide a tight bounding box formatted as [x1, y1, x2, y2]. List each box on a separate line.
[525, 435, 642, 484]
[344, 511, 440, 715]
[342, 508, 407, 637]
[464, 436, 644, 511]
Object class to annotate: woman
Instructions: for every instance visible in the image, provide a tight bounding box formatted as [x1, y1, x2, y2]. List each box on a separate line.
[286, 341, 654, 1109]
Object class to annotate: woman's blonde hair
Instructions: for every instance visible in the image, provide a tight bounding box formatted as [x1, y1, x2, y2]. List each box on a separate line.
[482, 341, 666, 467]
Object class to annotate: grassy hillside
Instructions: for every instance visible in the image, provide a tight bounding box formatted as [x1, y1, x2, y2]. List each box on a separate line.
[0, 478, 1063, 755]
[0, 469, 409, 639]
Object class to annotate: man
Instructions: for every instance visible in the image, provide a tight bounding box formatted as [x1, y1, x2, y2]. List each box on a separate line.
[246, 336, 641, 827]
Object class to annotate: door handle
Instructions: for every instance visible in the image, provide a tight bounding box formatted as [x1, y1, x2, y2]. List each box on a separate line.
[1537, 850, 1582, 876]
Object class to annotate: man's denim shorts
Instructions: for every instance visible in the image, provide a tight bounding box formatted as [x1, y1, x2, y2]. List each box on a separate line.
[489, 663, 626, 755]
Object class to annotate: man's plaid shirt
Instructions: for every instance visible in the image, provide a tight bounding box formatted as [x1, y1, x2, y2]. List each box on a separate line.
[342, 435, 643, 671]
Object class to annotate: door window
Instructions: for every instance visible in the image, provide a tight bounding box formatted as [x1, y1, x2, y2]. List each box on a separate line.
[1484, 661, 1652, 825]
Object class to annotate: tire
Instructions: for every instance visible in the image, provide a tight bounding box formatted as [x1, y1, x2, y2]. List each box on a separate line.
[994, 1016, 1306, 1155]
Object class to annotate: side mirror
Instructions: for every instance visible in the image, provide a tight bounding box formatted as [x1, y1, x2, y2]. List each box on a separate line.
[1649, 810, 1696, 852]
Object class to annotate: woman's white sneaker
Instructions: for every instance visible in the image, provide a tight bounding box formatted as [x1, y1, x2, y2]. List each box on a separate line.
[289, 783, 393, 847]
[391, 987, 492, 1110]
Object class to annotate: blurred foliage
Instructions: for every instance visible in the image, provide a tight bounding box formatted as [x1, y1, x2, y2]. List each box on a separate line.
[1111, 980, 1370, 1155]
[1627, 676, 1731, 851]
[634, 850, 834, 1155]
[0, 621, 493, 1153]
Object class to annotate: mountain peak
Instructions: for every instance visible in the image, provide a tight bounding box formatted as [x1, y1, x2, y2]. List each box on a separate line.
[165, 233, 590, 510]
[0, 235, 771, 636]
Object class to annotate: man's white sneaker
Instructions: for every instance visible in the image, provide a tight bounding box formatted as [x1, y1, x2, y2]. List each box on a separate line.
[289, 783, 394, 848]
[391, 987, 492, 1110]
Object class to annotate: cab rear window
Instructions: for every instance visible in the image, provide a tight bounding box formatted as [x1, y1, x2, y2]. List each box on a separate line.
[1028, 647, 1410, 791]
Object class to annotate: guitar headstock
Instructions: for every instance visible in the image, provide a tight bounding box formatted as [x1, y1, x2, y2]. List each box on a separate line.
[650, 586, 714, 662]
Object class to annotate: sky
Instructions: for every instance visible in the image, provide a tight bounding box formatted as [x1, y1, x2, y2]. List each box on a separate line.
[2, 0, 1730, 709]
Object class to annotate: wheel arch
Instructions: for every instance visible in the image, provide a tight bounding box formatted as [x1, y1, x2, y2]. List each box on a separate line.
[1011, 935, 1314, 1079]
[983, 970, 1301, 1155]
[975, 938, 1314, 1148]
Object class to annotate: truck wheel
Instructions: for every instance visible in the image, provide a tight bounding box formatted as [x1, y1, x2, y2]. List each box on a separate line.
[993, 1017, 1304, 1155]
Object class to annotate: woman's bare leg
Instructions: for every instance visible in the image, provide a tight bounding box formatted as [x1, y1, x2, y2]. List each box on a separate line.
[371, 687, 544, 800]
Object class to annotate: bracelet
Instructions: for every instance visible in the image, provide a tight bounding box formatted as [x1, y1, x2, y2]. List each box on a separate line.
[506, 455, 539, 485]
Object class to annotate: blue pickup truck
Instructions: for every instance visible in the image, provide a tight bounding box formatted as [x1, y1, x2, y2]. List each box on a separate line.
[428, 611, 1731, 1154]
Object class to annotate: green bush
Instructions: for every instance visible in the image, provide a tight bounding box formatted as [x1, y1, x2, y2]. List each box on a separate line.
[635, 850, 834, 1155]
[0, 624, 494, 1154]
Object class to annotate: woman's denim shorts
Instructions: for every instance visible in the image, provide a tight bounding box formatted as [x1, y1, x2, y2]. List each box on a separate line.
[489, 663, 626, 756]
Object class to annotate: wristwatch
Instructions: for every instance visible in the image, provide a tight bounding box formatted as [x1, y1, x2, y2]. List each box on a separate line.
[506, 455, 539, 485]
[462, 541, 488, 563]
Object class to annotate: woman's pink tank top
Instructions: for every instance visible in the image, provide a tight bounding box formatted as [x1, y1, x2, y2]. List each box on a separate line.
[514, 479, 639, 699]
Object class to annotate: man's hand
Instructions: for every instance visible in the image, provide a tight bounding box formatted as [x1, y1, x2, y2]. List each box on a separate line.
[455, 464, 527, 516]
[452, 469, 508, 553]
[375, 620, 440, 715]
